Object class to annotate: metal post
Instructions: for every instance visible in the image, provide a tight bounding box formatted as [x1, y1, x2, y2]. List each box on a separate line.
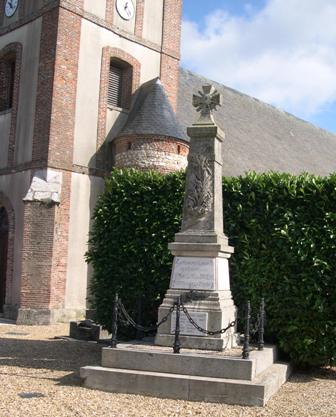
[258, 298, 265, 351]
[242, 300, 250, 359]
[135, 295, 144, 340]
[110, 293, 119, 348]
[173, 296, 181, 354]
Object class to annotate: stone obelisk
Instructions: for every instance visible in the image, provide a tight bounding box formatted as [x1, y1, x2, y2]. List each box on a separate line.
[155, 85, 237, 351]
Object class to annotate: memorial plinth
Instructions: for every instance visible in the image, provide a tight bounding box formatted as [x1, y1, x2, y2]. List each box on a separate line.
[155, 86, 238, 351]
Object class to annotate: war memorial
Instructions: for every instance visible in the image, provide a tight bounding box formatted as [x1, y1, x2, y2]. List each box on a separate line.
[80, 86, 291, 406]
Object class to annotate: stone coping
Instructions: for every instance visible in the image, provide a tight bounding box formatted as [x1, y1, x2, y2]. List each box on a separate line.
[115, 338, 244, 358]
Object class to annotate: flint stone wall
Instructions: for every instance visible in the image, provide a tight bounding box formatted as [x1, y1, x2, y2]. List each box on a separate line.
[114, 135, 189, 173]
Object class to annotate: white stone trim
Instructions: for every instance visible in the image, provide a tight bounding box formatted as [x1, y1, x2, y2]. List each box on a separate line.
[23, 169, 62, 204]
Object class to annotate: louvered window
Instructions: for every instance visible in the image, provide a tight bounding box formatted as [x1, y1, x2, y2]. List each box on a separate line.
[108, 64, 123, 108]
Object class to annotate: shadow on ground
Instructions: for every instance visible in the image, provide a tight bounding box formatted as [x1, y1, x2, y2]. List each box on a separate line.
[0, 337, 102, 386]
[289, 366, 336, 383]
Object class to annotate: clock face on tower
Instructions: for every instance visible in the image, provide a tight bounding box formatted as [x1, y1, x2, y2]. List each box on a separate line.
[5, 0, 19, 17]
[116, 0, 135, 21]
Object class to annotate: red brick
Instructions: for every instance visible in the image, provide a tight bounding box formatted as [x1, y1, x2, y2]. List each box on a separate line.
[135, 0, 145, 37]
[160, 0, 182, 110]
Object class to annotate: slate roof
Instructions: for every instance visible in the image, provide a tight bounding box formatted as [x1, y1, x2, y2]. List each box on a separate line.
[177, 68, 336, 176]
[118, 77, 188, 142]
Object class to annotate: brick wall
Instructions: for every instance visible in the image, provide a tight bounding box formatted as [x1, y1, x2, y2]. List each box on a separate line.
[135, 0, 145, 37]
[32, 4, 82, 168]
[160, 54, 180, 112]
[114, 135, 189, 173]
[48, 6, 82, 169]
[105, 0, 114, 23]
[32, 7, 59, 164]
[20, 202, 56, 310]
[20, 170, 73, 313]
[20, 3, 82, 317]
[160, 0, 182, 110]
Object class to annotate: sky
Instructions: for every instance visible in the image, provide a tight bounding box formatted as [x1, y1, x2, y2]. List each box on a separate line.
[181, 0, 336, 133]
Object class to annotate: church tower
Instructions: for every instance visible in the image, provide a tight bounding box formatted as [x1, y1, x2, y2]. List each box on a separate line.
[0, 0, 186, 324]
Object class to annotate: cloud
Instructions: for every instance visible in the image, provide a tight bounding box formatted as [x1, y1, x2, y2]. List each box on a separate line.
[181, 0, 336, 118]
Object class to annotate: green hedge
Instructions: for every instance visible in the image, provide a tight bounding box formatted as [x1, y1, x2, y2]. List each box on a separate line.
[86, 169, 185, 332]
[86, 169, 336, 366]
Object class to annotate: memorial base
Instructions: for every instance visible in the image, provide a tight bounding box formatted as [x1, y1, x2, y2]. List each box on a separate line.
[155, 289, 238, 351]
[80, 343, 291, 406]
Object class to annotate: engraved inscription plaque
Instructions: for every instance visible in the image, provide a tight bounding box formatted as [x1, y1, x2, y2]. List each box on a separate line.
[170, 311, 208, 337]
[170, 257, 215, 290]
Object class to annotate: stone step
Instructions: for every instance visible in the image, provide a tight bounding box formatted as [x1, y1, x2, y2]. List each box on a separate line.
[101, 345, 277, 381]
[80, 362, 291, 406]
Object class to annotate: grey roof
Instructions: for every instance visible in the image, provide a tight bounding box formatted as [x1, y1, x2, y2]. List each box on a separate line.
[177, 68, 336, 176]
[118, 77, 188, 141]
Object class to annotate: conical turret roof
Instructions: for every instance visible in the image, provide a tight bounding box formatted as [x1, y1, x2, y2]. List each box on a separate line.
[117, 77, 188, 142]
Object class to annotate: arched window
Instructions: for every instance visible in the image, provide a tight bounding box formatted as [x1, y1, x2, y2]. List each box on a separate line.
[0, 52, 16, 112]
[108, 58, 133, 109]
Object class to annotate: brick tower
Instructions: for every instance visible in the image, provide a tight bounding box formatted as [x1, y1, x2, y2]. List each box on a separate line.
[113, 78, 189, 173]
[0, 0, 185, 324]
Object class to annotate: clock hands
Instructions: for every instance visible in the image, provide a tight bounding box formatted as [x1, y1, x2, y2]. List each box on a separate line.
[116, 0, 133, 20]
[124, 1, 132, 17]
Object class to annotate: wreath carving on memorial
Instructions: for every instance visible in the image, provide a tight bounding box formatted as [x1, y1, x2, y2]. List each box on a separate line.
[186, 154, 213, 217]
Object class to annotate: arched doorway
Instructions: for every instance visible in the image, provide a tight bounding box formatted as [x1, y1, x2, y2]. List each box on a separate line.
[0, 206, 8, 313]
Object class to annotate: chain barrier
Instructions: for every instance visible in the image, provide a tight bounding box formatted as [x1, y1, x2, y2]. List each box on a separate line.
[181, 302, 236, 336]
[110, 293, 265, 359]
[116, 297, 236, 337]
[118, 299, 175, 333]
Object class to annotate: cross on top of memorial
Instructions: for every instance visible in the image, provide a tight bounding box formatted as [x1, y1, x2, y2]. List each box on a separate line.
[192, 85, 222, 124]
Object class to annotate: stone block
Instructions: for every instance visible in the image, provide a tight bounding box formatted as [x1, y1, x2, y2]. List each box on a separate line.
[101, 346, 261, 380]
[23, 169, 62, 204]
[80, 366, 190, 401]
[170, 256, 231, 291]
[156, 289, 237, 351]
[69, 320, 109, 341]
[80, 361, 291, 406]
[17, 308, 86, 325]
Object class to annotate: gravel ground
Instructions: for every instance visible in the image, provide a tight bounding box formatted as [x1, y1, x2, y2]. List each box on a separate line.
[0, 322, 335, 417]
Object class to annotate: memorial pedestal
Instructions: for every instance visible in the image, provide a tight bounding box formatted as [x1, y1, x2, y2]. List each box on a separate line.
[155, 246, 238, 351]
[155, 288, 238, 351]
